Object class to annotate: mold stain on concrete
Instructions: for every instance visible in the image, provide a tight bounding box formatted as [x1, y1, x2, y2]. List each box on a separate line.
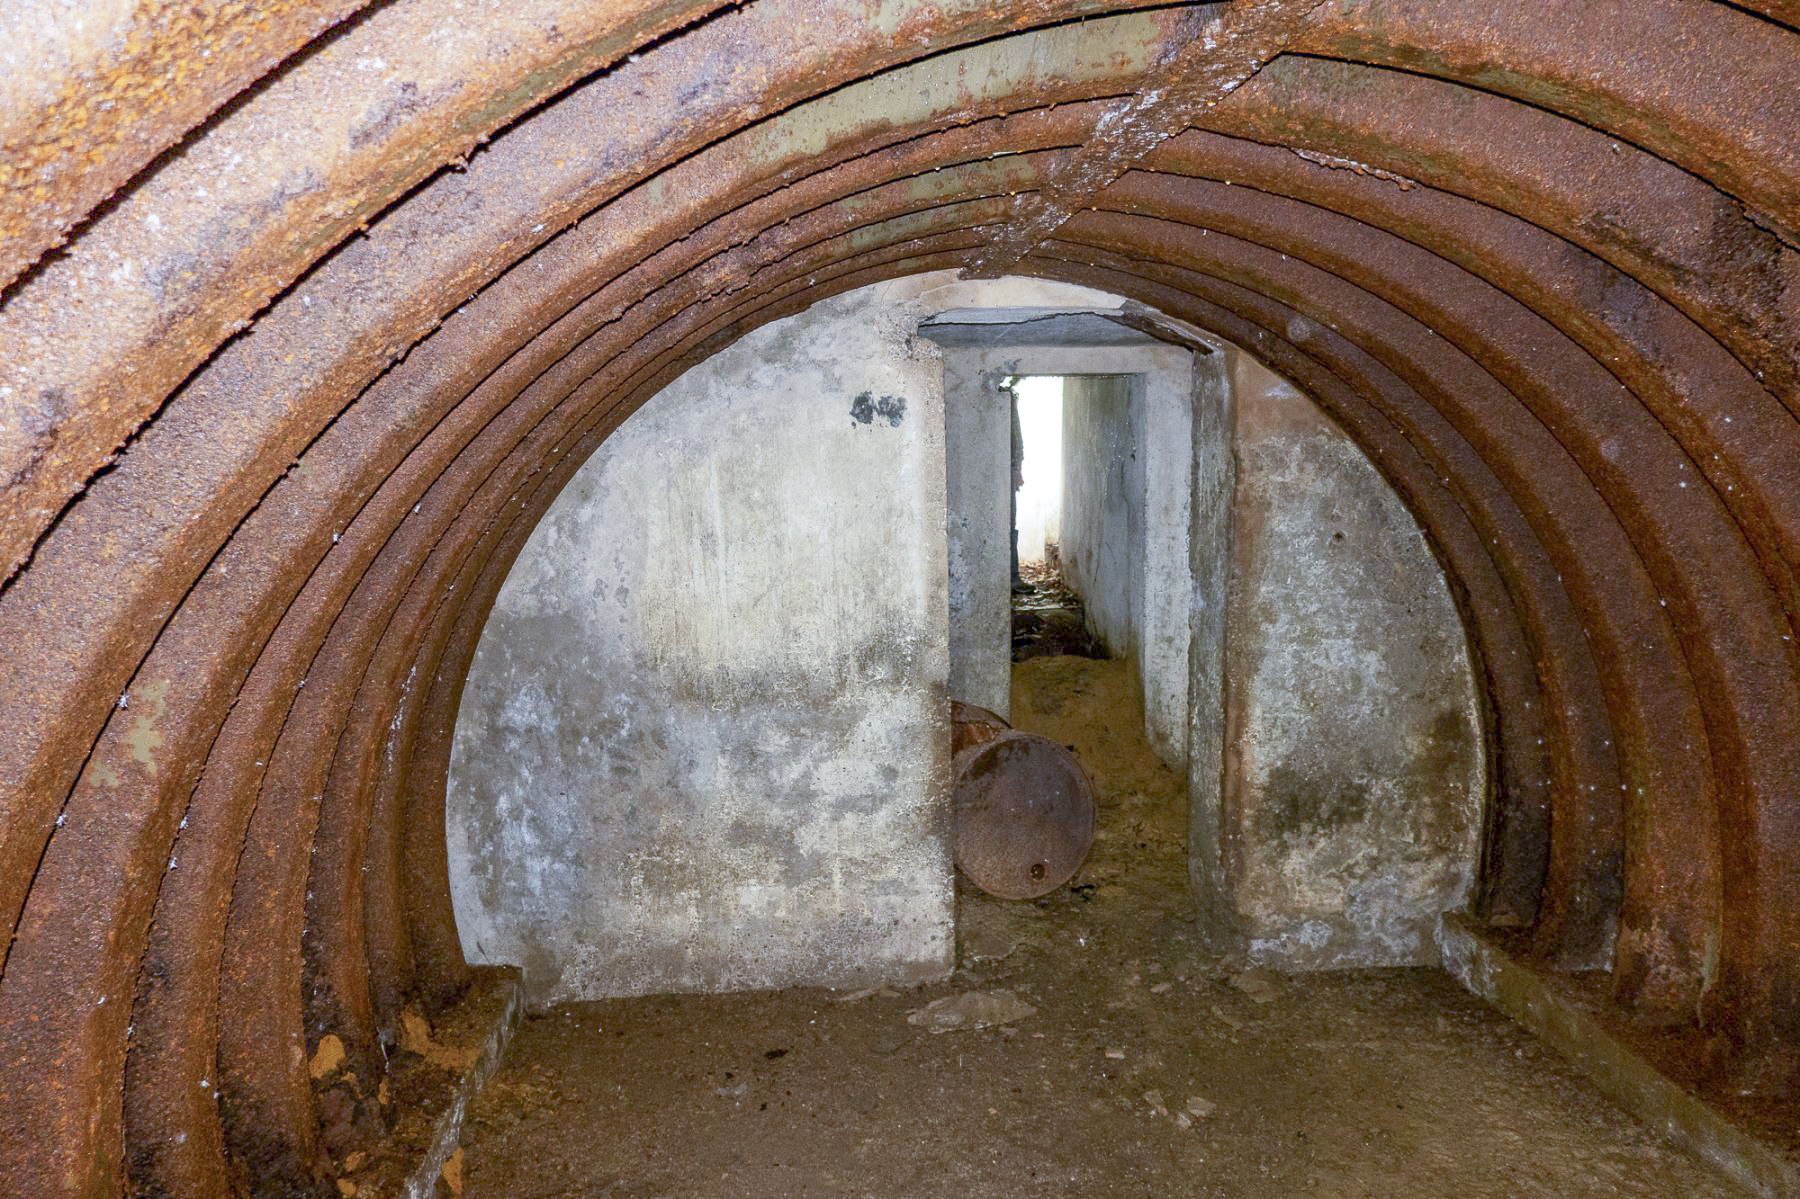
[1224, 355, 1484, 971]
[849, 391, 907, 426]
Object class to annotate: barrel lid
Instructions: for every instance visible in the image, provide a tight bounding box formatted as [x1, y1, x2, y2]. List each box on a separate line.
[953, 731, 1095, 900]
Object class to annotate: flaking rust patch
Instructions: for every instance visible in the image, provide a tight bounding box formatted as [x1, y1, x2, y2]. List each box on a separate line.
[400, 1007, 479, 1072]
[309, 1034, 346, 1079]
[125, 677, 171, 777]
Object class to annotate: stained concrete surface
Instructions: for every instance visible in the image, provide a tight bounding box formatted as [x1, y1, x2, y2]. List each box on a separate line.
[939, 349, 1015, 718]
[1187, 342, 1236, 944]
[447, 285, 955, 1003]
[1061, 373, 1143, 668]
[445, 271, 1164, 1007]
[1440, 916, 1800, 1198]
[457, 658, 1734, 1199]
[1221, 354, 1484, 969]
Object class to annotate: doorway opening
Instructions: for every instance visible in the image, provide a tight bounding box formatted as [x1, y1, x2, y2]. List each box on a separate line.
[1010, 374, 1063, 579]
[1006, 374, 1106, 663]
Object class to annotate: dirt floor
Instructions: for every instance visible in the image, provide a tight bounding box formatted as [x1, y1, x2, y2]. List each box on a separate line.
[458, 656, 1739, 1198]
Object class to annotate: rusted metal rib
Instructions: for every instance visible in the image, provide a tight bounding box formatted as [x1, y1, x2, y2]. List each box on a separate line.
[0, 0, 374, 294]
[1298, 0, 1800, 248]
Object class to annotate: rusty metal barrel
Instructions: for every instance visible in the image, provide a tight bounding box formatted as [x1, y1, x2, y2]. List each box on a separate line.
[950, 701, 1096, 899]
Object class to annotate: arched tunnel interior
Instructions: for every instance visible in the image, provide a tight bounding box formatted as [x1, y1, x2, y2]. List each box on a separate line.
[2, 1, 1798, 1195]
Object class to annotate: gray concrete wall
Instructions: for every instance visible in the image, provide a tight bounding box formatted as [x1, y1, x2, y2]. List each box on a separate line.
[445, 266, 1483, 998]
[1220, 353, 1484, 969]
[1136, 355, 1200, 774]
[1061, 374, 1142, 662]
[1186, 349, 1235, 945]
[447, 285, 955, 1004]
[941, 354, 1013, 719]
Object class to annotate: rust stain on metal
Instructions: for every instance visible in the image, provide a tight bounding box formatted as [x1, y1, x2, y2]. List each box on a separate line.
[951, 699, 1012, 757]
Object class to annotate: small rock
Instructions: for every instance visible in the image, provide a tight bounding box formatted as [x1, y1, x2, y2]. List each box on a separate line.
[906, 989, 1037, 1033]
[1150, 982, 1173, 994]
[960, 923, 1021, 963]
[1174, 1113, 1193, 1130]
[1211, 1004, 1245, 1031]
[1143, 1090, 1169, 1117]
[1186, 1095, 1217, 1118]
[833, 985, 900, 1003]
[713, 1083, 748, 1098]
[1230, 967, 1284, 1004]
[1103, 1047, 1126, 1060]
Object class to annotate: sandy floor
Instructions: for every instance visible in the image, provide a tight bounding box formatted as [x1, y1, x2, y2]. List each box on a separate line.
[458, 656, 1737, 1198]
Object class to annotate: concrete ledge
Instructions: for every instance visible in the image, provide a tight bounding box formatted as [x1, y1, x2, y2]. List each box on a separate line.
[1438, 912, 1798, 1199]
[403, 978, 524, 1199]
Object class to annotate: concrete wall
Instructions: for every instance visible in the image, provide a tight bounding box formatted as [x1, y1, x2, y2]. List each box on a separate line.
[941, 352, 1014, 718]
[1220, 353, 1484, 969]
[447, 285, 955, 1004]
[1186, 349, 1235, 944]
[1061, 374, 1141, 664]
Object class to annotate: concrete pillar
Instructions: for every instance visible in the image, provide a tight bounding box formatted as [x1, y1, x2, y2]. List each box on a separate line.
[941, 353, 1014, 718]
[1138, 356, 1199, 773]
[1219, 352, 1485, 968]
[1186, 349, 1235, 946]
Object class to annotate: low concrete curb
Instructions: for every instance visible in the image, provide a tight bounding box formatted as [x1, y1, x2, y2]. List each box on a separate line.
[403, 979, 524, 1199]
[1438, 913, 1799, 1199]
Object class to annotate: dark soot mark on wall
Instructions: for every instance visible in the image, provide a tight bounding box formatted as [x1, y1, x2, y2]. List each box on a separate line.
[850, 392, 907, 427]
